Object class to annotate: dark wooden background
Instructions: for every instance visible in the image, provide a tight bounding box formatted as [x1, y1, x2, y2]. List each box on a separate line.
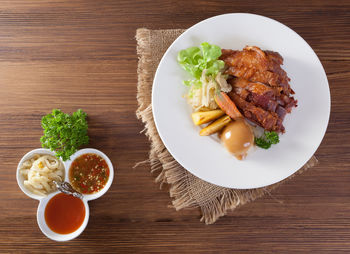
[0, 0, 349, 253]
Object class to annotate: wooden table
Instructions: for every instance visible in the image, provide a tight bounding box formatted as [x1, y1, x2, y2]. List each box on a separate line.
[1, 0, 349, 252]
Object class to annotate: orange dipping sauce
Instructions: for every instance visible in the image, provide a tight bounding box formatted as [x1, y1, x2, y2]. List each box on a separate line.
[69, 153, 109, 194]
[45, 193, 85, 234]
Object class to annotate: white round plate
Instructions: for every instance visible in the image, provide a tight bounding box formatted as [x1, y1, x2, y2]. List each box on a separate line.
[152, 13, 330, 189]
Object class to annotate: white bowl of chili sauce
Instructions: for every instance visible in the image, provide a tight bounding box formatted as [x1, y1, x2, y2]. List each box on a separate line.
[66, 148, 114, 201]
[37, 191, 89, 242]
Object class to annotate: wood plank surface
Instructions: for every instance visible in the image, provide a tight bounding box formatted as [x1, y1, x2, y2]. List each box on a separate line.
[0, 0, 349, 253]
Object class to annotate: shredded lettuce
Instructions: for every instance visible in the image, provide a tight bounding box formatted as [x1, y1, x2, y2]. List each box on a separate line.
[177, 42, 224, 84]
[187, 70, 219, 111]
[183, 79, 202, 88]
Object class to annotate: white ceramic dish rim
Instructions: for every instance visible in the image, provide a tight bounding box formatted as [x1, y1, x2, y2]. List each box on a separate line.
[16, 147, 114, 241]
[152, 13, 331, 189]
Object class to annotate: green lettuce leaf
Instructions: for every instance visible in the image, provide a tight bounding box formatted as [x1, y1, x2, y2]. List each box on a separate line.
[177, 47, 202, 79]
[206, 60, 225, 76]
[177, 42, 224, 81]
[200, 42, 222, 62]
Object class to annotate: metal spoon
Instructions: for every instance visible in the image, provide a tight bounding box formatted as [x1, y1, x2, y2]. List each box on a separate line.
[53, 181, 83, 200]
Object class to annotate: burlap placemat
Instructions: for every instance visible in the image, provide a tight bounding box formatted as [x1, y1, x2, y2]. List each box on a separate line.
[135, 28, 318, 224]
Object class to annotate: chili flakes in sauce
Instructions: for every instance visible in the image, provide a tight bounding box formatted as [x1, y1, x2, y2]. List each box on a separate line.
[69, 153, 109, 194]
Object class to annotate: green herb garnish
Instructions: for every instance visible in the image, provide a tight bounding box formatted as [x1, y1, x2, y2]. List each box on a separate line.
[255, 131, 279, 149]
[264, 131, 279, 144]
[40, 109, 89, 161]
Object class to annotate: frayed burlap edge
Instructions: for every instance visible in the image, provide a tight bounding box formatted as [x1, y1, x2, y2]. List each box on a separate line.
[135, 28, 318, 224]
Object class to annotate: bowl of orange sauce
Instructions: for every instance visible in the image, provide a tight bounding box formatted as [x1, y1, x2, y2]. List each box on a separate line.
[17, 148, 114, 241]
[37, 192, 89, 241]
[66, 148, 114, 201]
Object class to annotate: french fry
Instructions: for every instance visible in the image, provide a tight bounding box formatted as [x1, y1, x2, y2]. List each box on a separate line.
[199, 115, 231, 136]
[214, 92, 243, 119]
[191, 109, 225, 125]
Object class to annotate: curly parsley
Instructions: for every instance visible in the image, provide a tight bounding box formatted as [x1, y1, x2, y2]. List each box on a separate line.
[255, 131, 279, 149]
[40, 109, 89, 161]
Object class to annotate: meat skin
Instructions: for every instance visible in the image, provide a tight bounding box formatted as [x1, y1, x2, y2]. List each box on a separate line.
[220, 46, 293, 95]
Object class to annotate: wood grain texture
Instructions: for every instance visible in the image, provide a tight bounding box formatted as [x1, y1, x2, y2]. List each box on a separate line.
[0, 0, 349, 253]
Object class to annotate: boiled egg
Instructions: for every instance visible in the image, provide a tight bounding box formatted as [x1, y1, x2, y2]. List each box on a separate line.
[220, 119, 254, 160]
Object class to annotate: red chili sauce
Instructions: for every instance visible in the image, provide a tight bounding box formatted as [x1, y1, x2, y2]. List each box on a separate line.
[45, 193, 85, 234]
[69, 153, 109, 194]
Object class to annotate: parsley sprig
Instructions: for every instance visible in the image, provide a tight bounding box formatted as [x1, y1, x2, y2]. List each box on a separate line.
[40, 109, 89, 161]
[255, 131, 279, 149]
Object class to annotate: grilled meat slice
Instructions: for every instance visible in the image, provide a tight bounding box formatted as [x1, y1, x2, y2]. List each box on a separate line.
[228, 92, 285, 132]
[220, 46, 293, 95]
[229, 78, 279, 113]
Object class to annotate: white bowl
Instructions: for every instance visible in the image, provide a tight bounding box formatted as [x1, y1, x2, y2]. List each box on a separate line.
[16, 148, 64, 200]
[65, 148, 114, 201]
[36, 191, 90, 242]
[16, 147, 114, 241]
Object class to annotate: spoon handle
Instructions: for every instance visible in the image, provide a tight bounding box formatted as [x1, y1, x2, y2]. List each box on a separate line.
[53, 181, 83, 199]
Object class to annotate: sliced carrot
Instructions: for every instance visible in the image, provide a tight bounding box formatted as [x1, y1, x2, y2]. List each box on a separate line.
[214, 92, 243, 120]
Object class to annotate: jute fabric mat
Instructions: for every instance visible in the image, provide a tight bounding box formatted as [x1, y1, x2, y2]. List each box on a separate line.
[135, 28, 318, 224]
